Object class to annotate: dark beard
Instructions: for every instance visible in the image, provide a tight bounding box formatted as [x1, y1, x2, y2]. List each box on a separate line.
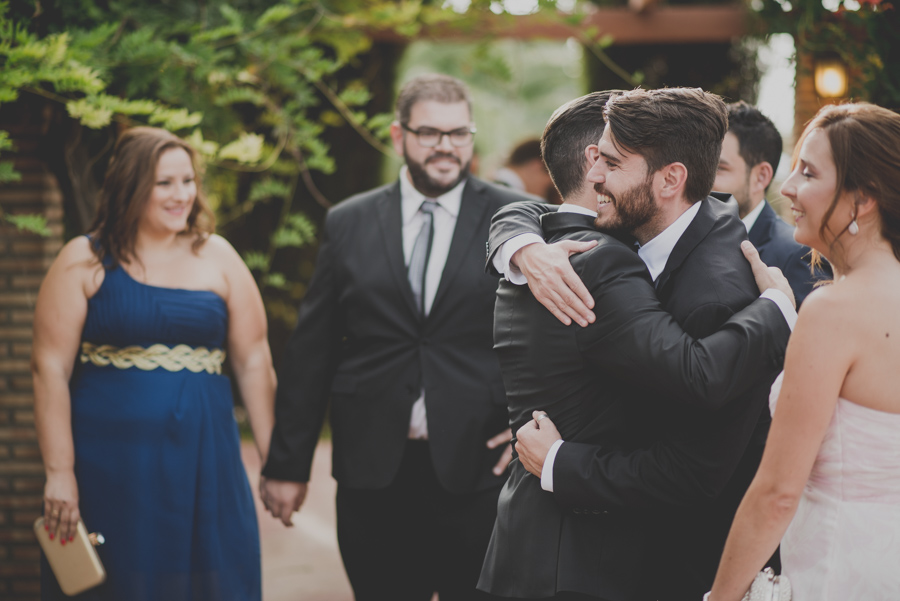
[594, 174, 658, 237]
[405, 150, 471, 198]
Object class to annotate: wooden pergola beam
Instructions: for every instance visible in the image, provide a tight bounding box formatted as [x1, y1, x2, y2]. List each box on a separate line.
[371, 5, 747, 46]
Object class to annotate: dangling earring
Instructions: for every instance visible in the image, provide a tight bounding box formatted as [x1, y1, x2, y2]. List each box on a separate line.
[848, 215, 860, 236]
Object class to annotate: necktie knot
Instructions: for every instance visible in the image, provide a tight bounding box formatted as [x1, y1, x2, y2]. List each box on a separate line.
[420, 199, 437, 215]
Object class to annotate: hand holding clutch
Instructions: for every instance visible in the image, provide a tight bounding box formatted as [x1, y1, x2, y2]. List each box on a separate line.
[34, 517, 106, 596]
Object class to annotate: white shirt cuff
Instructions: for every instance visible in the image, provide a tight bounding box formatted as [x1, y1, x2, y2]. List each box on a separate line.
[760, 288, 797, 331]
[493, 234, 546, 286]
[540, 439, 565, 492]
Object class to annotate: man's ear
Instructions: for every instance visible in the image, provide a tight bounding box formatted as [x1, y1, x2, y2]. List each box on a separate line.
[657, 162, 688, 201]
[584, 144, 600, 166]
[750, 161, 775, 196]
[389, 121, 404, 156]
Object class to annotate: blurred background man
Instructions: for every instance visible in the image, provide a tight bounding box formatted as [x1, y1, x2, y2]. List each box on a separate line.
[714, 101, 831, 305]
[493, 138, 559, 203]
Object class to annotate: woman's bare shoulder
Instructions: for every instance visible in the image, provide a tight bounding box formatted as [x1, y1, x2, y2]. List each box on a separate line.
[195, 233, 240, 262]
[46, 236, 105, 296]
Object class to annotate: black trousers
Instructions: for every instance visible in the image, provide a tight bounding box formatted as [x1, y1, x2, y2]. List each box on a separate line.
[336, 440, 503, 601]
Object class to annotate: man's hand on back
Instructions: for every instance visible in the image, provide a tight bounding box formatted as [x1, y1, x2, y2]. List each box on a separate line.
[512, 241, 598, 327]
[741, 240, 797, 310]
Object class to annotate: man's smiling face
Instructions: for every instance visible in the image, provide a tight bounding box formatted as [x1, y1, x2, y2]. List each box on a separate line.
[585, 126, 660, 242]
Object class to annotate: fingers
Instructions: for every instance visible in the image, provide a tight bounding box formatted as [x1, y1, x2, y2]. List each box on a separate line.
[520, 243, 595, 327]
[558, 239, 599, 258]
[492, 444, 513, 476]
[486, 428, 513, 449]
[278, 505, 295, 527]
[44, 502, 60, 541]
[741, 240, 766, 277]
[260, 480, 308, 528]
[533, 282, 593, 327]
[57, 505, 79, 545]
[43, 500, 78, 545]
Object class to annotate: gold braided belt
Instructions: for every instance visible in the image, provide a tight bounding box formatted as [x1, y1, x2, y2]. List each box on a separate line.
[80, 342, 226, 375]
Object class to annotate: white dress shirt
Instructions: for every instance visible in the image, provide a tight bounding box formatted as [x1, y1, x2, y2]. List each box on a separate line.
[399, 166, 465, 439]
[491, 201, 798, 491]
[740, 198, 766, 233]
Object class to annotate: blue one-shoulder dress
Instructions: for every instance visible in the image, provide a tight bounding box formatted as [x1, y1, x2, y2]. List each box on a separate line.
[41, 255, 261, 601]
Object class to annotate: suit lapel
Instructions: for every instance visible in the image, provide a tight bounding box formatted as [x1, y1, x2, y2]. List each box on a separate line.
[655, 198, 716, 295]
[430, 178, 491, 317]
[375, 182, 419, 317]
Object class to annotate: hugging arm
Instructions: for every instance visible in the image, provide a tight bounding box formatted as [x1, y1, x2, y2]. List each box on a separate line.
[575, 243, 789, 411]
[485, 201, 557, 275]
[538, 243, 787, 510]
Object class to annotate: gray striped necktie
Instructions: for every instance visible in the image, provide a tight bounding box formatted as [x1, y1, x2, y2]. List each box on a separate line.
[408, 199, 436, 315]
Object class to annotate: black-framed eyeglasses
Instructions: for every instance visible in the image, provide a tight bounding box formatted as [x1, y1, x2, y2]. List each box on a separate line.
[401, 123, 476, 148]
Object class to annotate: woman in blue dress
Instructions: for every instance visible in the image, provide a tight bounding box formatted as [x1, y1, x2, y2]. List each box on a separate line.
[32, 127, 275, 600]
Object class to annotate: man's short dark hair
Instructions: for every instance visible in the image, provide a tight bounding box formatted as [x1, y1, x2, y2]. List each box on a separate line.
[395, 74, 472, 124]
[604, 87, 728, 202]
[507, 139, 543, 166]
[726, 101, 783, 182]
[541, 91, 618, 200]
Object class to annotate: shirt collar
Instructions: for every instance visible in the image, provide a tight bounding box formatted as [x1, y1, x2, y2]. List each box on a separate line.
[557, 202, 598, 218]
[400, 165, 464, 224]
[741, 199, 766, 233]
[638, 200, 702, 282]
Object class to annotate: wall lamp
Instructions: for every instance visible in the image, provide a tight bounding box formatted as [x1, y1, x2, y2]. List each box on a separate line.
[814, 57, 848, 98]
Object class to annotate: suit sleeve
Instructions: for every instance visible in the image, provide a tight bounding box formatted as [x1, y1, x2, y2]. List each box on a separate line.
[262, 210, 344, 482]
[485, 201, 557, 275]
[551, 418, 761, 511]
[550, 244, 787, 511]
[575, 243, 789, 411]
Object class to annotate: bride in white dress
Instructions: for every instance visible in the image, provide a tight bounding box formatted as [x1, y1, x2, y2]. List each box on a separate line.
[708, 102, 900, 601]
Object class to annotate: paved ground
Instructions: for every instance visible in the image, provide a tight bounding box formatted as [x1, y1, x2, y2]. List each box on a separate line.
[241, 440, 354, 601]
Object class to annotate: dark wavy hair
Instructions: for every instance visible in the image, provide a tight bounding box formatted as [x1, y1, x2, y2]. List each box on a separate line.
[604, 87, 728, 203]
[726, 101, 783, 192]
[89, 127, 215, 266]
[796, 102, 900, 266]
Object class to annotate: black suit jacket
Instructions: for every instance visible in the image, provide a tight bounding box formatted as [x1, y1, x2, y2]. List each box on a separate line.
[477, 210, 788, 599]
[263, 176, 527, 494]
[483, 198, 787, 600]
[748, 200, 831, 306]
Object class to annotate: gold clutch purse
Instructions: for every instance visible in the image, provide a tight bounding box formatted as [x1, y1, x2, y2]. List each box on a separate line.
[34, 517, 106, 596]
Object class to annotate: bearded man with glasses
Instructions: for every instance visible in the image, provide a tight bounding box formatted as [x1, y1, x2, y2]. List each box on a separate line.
[261, 73, 530, 601]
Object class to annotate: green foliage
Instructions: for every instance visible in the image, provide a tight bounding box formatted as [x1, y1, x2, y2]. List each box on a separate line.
[272, 213, 317, 249]
[3, 213, 51, 235]
[0, 0, 585, 324]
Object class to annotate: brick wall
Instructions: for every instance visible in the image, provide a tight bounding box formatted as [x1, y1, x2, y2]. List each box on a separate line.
[1, 118, 64, 600]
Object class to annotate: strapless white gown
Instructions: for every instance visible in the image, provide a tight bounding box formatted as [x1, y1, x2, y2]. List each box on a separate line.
[769, 373, 900, 600]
